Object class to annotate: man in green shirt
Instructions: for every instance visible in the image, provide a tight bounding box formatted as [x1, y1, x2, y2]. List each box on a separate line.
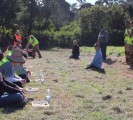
[25, 34, 42, 58]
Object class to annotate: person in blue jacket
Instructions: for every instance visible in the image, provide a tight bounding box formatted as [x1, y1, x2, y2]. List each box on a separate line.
[86, 43, 105, 73]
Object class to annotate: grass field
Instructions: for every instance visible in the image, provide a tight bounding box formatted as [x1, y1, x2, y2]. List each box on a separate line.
[0, 46, 133, 120]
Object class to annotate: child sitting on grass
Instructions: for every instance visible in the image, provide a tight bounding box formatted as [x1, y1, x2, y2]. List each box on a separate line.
[69, 40, 80, 59]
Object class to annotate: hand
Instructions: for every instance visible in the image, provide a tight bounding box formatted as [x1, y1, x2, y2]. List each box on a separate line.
[21, 79, 26, 87]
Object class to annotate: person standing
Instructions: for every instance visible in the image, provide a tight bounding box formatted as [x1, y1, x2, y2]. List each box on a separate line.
[97, 27, 109, 60]
[128, 21, 133, 69]
[124, 21, 131, 65]
[14, 30, 22, 48]
[25, 34, 42, 58]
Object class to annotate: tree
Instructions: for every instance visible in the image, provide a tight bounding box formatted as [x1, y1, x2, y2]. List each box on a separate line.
[0, 0, 21, 28]
[76, 0, 86, 5]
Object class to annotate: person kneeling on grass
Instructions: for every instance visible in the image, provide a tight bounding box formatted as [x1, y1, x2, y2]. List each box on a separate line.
[86, 43, 105, 73]
[69, 40, 80, 59]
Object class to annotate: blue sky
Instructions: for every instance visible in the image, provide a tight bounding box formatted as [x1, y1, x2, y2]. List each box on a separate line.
[66, 0, 97, 5]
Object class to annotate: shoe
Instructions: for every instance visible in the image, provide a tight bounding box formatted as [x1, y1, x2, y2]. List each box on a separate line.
[24, 98, 34, 103]
[39, 56, 42, 58]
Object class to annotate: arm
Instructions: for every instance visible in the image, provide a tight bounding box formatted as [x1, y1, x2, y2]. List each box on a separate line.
[0, 80, 22, 94]
[4, 78, 18, 88]
[30, 35, 35, 45]
[25, 35, 35, 49]
[14, 35, 17, 42]
[25, 42, 30, 49]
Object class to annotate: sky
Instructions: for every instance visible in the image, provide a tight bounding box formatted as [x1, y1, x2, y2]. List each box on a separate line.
[65, 0, 97, 5]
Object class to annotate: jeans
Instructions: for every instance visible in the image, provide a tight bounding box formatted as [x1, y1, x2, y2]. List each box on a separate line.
[100, 43, 107, 60]
[0, 93, 24, 107]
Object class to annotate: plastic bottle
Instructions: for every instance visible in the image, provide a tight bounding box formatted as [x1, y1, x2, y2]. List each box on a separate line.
[45, 89, 51, 103]
[40, 70, 45, 84]
[41, 73, 45, 84]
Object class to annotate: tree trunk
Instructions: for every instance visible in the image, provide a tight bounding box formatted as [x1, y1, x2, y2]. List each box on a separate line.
[28, 0, 35, 34]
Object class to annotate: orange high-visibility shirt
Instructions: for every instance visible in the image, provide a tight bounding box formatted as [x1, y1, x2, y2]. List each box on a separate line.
[14, 34, 21, 46]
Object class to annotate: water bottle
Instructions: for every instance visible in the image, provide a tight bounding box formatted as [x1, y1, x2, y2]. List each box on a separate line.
[40, 70, 45, 84]
[45, 89, 51, 103]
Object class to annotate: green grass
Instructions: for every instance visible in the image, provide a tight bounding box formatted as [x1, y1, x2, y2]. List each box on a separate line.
[80, 46, 125, 56]
[0, 47, 133, 120]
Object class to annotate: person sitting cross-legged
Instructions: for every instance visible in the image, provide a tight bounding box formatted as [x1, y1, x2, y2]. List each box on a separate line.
[0, 73, 25, 107]
[0, 48, 26, 88]
[86, 43, 105, 73]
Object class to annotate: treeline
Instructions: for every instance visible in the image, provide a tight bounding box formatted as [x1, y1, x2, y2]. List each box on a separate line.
[0, 0, 133, 48]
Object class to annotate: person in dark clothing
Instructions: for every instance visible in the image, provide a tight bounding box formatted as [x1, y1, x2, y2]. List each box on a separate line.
[97, 27, 109, 60]
[0, 73, 25, 107]
[69, 40, 80, 59]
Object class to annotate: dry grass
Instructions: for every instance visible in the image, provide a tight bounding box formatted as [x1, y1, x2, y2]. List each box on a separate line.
[0, 47, 133, 120]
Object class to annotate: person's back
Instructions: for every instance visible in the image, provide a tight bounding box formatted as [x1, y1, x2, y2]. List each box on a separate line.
[69, 40, 80, 59]
[91, 49, 102, 69]
[98, 30, 108, 44]
[86, 43, 104, 72]
[72, 44, 80, 56]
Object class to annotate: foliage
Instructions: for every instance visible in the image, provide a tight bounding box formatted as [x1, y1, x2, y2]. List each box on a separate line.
[79, 4, 128, 46]
[53, 21, 81, 47]
[80, 46, 125, 56]
[0, 0, 133, 48]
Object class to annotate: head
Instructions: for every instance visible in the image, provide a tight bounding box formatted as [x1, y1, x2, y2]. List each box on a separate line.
[15, 30, 20, 35]
[25, 34, 30, 39]
[99, 26, 105, 32]
[6, 47, 26, 63]
[73, 40, 77, 45]
[93, 43, 100, 50]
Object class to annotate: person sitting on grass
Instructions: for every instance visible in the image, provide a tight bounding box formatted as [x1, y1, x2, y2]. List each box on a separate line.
[0, 72, 25, 107]
[69, 40, 80, 59]
[86, 43, 105, 73]
[0, 48, 26, 88]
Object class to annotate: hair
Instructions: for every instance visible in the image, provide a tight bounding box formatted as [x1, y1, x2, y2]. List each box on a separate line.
[73, 40, 77, 44]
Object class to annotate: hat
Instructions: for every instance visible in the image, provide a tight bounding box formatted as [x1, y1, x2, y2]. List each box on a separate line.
[6, 47, 26, 63]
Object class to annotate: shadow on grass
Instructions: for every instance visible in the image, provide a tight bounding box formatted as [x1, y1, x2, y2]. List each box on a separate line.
[0, 98, 33, 114]
[1, 104, 25, 114]
[87, 68, 106, 74]
[69, 58, 80, 60]
[103, 58, 116, 65]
